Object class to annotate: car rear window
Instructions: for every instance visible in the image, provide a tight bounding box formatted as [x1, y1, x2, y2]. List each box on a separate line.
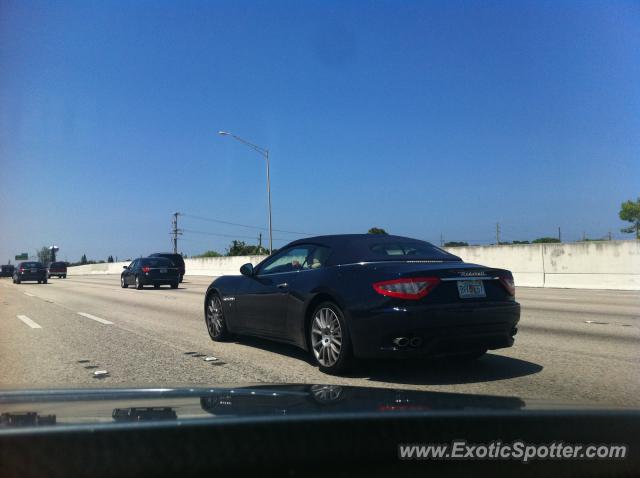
[51, 262, 66, 268]
[21, 262, 43, 268]
[151, 254, 185, 266]
[141, 258, 173, 267]
[359, 239, 461, 262]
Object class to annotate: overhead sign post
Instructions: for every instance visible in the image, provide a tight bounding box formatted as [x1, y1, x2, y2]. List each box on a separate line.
[15, 253, 28, 260]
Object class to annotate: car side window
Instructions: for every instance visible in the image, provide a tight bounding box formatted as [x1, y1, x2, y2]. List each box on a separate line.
[258, 246, 316, 275]
[129, 260, 138, 270]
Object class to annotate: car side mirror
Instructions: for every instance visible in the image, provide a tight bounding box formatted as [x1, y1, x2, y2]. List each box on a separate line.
[240, 263, 254, 277]
[123, 265, 128, 270]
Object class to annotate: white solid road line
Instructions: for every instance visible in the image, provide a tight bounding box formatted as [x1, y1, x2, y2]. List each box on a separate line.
[17, 315, 42, 329]
[77, 312, 114, 325]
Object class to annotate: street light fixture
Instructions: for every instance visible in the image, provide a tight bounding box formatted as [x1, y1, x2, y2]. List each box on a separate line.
[218, 131, 273, 254]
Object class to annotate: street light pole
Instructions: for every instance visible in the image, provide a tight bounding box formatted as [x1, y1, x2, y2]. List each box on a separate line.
[218, 131, 273, 254]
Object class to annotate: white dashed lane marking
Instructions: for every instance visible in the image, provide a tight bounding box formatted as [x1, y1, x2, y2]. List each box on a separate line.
[23, 292, 35, 297]
[17, 315, 42, 329]
[77, 312, 113, 325]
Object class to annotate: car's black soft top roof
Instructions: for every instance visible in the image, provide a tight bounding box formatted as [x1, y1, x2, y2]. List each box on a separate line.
[285, 234, 462, 265]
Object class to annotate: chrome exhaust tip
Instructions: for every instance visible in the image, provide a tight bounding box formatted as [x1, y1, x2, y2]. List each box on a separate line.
[393, 337, 409, 347]
[409, 337, 423, 348]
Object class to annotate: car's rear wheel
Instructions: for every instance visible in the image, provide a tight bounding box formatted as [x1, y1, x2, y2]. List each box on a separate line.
[154, 284, 160, 289]
[179, 275, 184, 283]
[135, 276, 143, 290]
[43, 278, 47, 284]
[205, 293, 228, 341]
[62, 275, 66, 279]
[14, 277, 20, 284]
[121, 276, 128, 288]
[170, 282, 178, 289]
[309, 302, 352, 375]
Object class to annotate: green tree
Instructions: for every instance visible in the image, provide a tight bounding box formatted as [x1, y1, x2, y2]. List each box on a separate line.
[80, 254, 88, 265]
[367, 227, 388, 234]
[195, 250, 223, 258]
[226, 240, 265, 256]
[36, 247, 51, 264]
[532, 237, 561, 244]
[444, 241, 469, 247]
[619, 197, 640, 239]
[107, 255, 114, 263]
[512, 240, 531, 244]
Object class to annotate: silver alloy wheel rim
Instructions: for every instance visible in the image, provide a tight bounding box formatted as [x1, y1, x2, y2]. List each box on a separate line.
[121, 277, 125, 287]
[311, 307, 342, 367]
[136, 277, 140, 287]
[207, 296, 224, 337]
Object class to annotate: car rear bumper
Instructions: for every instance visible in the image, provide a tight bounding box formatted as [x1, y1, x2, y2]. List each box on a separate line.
[15, 273, 47, 281]
[140, 275, 179, 285]
[348, 301, 520, 358]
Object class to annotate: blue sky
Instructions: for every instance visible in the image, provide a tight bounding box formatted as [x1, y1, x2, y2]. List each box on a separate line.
[1, 0, 638, 262]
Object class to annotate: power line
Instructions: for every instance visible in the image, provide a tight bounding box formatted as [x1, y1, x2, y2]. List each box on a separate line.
[181, 213, 318, 236]
[182, 229, 291, 242]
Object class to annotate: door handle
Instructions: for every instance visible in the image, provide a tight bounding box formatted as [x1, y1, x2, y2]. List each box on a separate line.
[276, 282, 288, 289]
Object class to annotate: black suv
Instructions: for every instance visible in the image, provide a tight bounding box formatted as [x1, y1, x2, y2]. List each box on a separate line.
[13, 262, 48, 284]
[0, 265, 15, 277]
[149, 253, 185, 282]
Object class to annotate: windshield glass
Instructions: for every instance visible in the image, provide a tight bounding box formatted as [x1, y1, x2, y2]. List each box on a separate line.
[0, 1, 638, 424]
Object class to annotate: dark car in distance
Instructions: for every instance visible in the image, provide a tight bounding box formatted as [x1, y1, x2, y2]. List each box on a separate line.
[121, 257, 180, 290]
[204, 234, 520, 374]
[47, 261, 67, 279]
[12, 261, 48, 284]
[149, 253, 185, 282]
[0, 264, 15, 277]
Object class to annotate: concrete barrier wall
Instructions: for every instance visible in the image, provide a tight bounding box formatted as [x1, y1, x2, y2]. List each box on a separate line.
[67, 240, 640, 290]
[444, 240, 640, 290]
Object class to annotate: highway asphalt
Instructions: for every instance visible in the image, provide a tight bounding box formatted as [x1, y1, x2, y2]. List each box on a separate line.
[1, 275, 638, 407]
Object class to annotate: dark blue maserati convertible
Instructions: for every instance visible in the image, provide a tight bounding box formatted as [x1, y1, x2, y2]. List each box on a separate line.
[204, 234, 520, 374]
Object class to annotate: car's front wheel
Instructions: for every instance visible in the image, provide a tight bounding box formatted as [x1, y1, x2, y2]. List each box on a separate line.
[121, 276, 128, 288]
[205, 293, 229, 341]
[42, 278, 47, 284]
[309, 302, 352, 375]
[135, 276, 143, 290]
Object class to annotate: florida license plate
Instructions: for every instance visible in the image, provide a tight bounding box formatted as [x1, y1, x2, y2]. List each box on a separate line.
[457, 280, 486, 299]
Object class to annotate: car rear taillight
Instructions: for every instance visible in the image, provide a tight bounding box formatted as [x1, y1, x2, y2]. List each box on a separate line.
[19, 268, 24, 272]
[498, 274, 516, 296]
[373, 277, 440, 300]
[142, 266, 150, 273]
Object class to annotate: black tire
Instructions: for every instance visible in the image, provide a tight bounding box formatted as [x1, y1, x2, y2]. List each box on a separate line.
[309, 301, 352, 375]
[154, 284, 160, 289]
[135, 275, 143, 290]
[121, 276, 128, 288]
[205, 293, 229, 341]
[15, 278, 20, 284]
[43, 278, 47, 284]
[37, 280, 41, 284]
[179, 275, 184, 283]
[170, 282, 178, 289]
[62, 275, 67, 279]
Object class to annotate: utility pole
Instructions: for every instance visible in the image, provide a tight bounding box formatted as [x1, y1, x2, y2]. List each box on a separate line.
[496, 223, 500, 245]
[171, 212, 183, 254]
[582, 231, 586, 241]
[558, 227, 562, 242]
[608, 231, 612, 241]
[258, 232, 263, 253]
